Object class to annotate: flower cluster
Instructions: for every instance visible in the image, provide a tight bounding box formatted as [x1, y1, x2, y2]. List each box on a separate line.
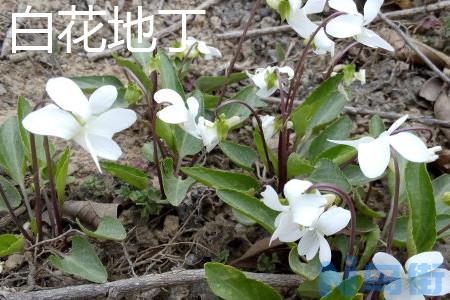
[261, 179, 350, 266]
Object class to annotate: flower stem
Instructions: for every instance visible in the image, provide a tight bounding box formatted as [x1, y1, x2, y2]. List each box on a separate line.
[29, 133, 43, 241]
[216, 100, 274, 176]
[217, 0, 262, 105]
[43, 137, 62, 236]
[323, 41, 360, 80]
[386, 151, 401, 254]
[308, 183, 357, 279]
[0, 184, 34, 242]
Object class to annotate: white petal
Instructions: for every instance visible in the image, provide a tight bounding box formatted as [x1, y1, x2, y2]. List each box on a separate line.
[389, 132, 437, 163]
[297, 230, 320, 261]
[256, 87, 278, 98]
[288, 0, 302, 10]
[363, 0, 383, 25]
[405, 252, 443, 278]
[74, 132, 101, 172]
[302, 0, 327, 14]
[314, 29, 335, 56]
[316, 206, 351, 236]
[277, 66, 295, 80]
[283, 179, 314, 205]
[271, 212, 304, 243]
[157, 105, 188, 124]
[291, 194, 327, 227]
[326, 14, 364, 38]
[248, 68, 269, 90]
[154, 89, 185, 107]
[328, 0, 359, 14]
[288, 9, 317, 39]
[414, 268, 450, 296]
[383, 279, 424, 300]
[387, 115, 409, 135]
[186, 97, 199, 119]
[261, 185, 287, 212]
[372, 252, 406, 278]
[46, 77, 91, 120]
[87, 108, 137, 138]
[357, 136, 391, 178]
[197, 117, 219, 152]
[328, 136, 375, 149]
[22, 104, 80, 139]
[89, 85, 118, 115]
[318, 234, 332, 266]
[356, 28, 394, 52]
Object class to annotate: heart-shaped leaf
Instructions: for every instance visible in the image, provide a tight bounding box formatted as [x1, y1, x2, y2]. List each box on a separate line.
[219, 141, 258, 171]
[0, 234, 25, 257]
[289, 247, 322, 280]
[0, 176, 22, 212]
[161, 158, 196, 206]
[77, 217, 126, 241]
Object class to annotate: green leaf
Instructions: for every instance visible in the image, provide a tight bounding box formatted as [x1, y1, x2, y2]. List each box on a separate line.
[278, 0, 291, 20]
[369, 115, 385, 138]
[77, 217, 126, 241]
[216, 189, 277, 232]
[71, 75, 124, 93]
[297, 277, 321, 299]
[321, 275, 363, 300]
[307, 116, 352, 161]
[156, 119, 175, 152]
[309, 159, 351, 193]
[437, 214, 450, 239]
[100, 161, 148, 190]
[161, 158, 195, 206]
[354, 188, 385, 219]
[55, 149, 71, 204]
[0, 176, 22, 212]
[315, 145, 356, 166]
[275, 43, 286, 63]
[114, 55, 153, 92]
[205, 262, 282, 300]
[292, 74, 345, 138]
[343, 165, 379, 186]
[174, 126, 203, 160]
[182, 167, 260, 192]
[219, 141, 258, 171]
[253, 129, 278, 173]
[158, 50, 185, 98]
[218, 86, 266, 120]
[0, 234, 25, 257]
[196, 73, 248, 93]
[405, 163, 436, 255]
[130, 38, 154, 74]
[393, 216, 408, 247]
[49, 236, 108, 283]
[289, 247, 321, 280]
[357, 227, 380, 269]
[142, 142, 161, 163]
[433, 174, 450, 216]
[287, 153, 315, 178]
[0, 117, 25, 187]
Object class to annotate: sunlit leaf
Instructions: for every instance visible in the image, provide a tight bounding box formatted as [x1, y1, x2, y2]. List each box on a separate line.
[161, 158, 195, 206]
[0, 234, 25, 257]
[77, 216, 126, 241]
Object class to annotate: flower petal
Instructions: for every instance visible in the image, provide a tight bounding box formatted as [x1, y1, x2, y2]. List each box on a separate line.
[157, 105, 188, 124]
[357, 135, 391, 178]
[89, 85, 118, 115]
[302, 0, 327, 14]
[73, 132, 101, 172]
[413, 268, 450, 296]
[271, 212, 304, 243]
[283, 179, 314, 205]
[186, 97, 199, 119]
[261, 185, 286, 212]
[87, 108, 137, 138]
[277, 66, 295, 80]
[389, 132, 437, 163]
[318, 234, 332, 266]
[22, 104, 80, 139]
[356, 28, 394, 52]
[154, 89, 185, 107]
[46, 77, 91, 120]
[363, 0, 383, 25]
[291, 194, 327, 227]
[387, 115, 409, 135]
[326, 14, 364, 38]
[314, 29, 335, 56]
[328, 136, 374, 149]
[316, 206, 351, 236]
[198, 117, 219, 152]
[405, 251, 443, 278]
[297, 230, 320, 261]
[288, 9, 317, 39]
[372, 252, 406, 278]
[328, 0, 359, 14]
[383, 279, 424, 300]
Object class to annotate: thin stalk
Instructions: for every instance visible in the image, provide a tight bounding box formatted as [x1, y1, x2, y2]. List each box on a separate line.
[218, 0, 262, 104]
[29, 133, 43, 241]
[277, 129, 288, 192]
[308, 183, 357, 280]
[323, 41, 360, 80]
[19, 185, 33, 223]
[438, 223, 450, 236]
[43, 137, 62, 235]
[386, 151, 401, 254]
[42, 189, 56, 237]
[216, 100, 274, 175]
[0, 184, 34, 242]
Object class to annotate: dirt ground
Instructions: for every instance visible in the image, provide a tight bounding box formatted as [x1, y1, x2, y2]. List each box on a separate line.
[0, 0, 449, 298]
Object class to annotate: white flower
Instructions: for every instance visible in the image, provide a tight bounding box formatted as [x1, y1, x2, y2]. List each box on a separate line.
[287, 0, 335, 56]
[252, 115, 293, 145]
[185, 37, 222, 60]
[22, 77, 137, 172]
[297, 206, 351, 266]
[373, 252, 450, 300]
[154, 89, 200, 138]
[326, 0, 394, 52]
[246, 66, 294, 98]
[329, 115, 442, 179]
[261, 180, 328, 244]
[197, 116, 241, 152]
